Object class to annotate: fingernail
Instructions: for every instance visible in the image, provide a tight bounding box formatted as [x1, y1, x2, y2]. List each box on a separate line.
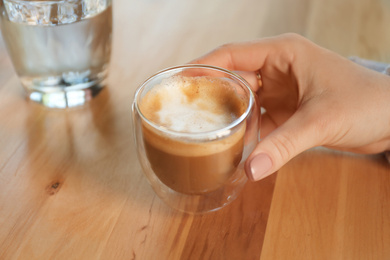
[246, 153, 273, 181]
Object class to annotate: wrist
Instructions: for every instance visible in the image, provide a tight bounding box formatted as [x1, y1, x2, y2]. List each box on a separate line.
[349, 57, 390, 162]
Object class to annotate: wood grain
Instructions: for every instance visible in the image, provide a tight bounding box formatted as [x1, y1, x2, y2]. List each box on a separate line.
[260, 150, 390, 260]
[0, 0, 389, 259]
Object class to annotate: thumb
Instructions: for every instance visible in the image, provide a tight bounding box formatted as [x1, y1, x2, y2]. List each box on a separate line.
[245, 112, 319, 181]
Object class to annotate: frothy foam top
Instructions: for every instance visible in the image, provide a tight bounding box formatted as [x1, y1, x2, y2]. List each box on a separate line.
[140, 75, 246, 133]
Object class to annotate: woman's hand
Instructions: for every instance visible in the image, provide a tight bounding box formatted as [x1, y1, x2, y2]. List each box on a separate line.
[191, 33, 390, 181]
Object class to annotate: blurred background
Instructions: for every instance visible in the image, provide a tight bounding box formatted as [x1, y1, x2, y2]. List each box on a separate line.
[109, 0, 390, 97]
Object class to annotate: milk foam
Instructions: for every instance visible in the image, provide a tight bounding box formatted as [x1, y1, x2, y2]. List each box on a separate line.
[140, 76, 244, 133]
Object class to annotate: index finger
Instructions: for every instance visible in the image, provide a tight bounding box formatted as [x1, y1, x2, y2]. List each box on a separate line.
[189, 35, 289, 72]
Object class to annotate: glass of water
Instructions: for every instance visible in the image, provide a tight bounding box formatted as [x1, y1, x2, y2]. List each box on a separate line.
[0, 0, 112, 108]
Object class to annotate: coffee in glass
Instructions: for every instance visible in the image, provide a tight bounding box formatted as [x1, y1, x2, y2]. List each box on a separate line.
[133, 65, 259, 213]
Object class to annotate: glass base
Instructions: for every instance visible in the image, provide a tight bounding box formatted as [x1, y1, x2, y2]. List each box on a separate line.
[159, 178, 247, 214]
[144, 162, 248, 214]
[24, 79, 105, 109]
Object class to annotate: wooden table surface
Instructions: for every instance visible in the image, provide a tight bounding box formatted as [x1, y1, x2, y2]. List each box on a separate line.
[1, 0, 390, 259]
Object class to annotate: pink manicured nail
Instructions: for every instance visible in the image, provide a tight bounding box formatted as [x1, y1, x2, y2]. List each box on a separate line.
[247, 153, 273, 181]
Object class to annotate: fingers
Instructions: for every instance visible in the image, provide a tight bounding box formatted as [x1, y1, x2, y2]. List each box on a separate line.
[259, 112, 278, 138]
[190, 37, 275, 72]
[190, 33, 307, 72]
[235, 71, 262, 92]
[190, 33, 308, 93]
[191, 41, 269, 72]
[189, 33, 321, 181]
[245, 110, 319, 181]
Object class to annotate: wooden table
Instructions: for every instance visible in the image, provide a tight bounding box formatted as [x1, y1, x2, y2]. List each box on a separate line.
[1, 0, 389, 259]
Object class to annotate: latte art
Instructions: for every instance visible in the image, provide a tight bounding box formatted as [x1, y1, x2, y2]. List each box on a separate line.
[140, 76, 246, 133]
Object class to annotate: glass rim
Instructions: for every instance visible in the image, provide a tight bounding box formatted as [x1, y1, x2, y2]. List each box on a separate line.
[133, 64, 255, 140]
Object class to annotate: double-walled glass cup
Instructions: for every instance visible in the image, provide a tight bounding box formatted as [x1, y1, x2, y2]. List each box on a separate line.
[132, 65, 259, 214]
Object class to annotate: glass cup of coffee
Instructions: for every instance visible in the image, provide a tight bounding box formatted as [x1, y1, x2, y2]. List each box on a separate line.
[0, 0, 112, 108]
[132, 65, 260, 214]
